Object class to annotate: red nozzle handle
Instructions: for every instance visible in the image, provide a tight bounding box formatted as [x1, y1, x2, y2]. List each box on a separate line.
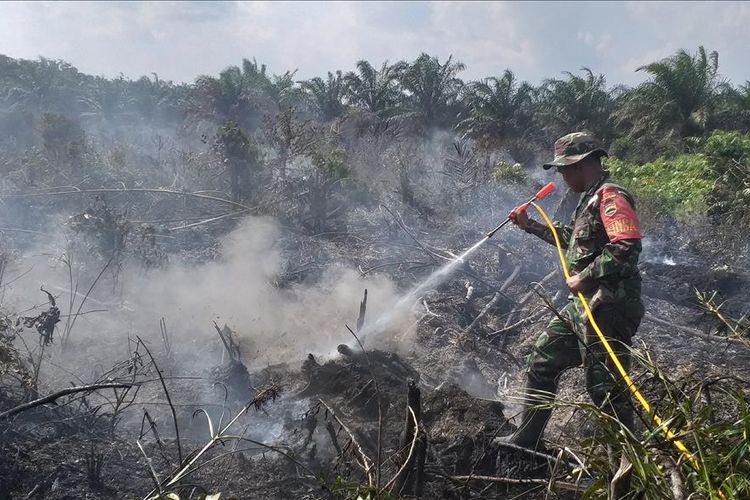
[534, 182, 556, 200]
[512, 201, 531, 216]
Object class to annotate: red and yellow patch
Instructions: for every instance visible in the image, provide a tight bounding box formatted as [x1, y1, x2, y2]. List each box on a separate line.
[597, 186, 642, 242]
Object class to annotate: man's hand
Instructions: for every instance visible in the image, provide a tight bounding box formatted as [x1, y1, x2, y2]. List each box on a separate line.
[566, 274, 586, 294]
[509, 209, 530, 230]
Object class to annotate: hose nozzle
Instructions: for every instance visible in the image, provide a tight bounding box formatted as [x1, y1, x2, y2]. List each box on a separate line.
[486, 182, 556, 239]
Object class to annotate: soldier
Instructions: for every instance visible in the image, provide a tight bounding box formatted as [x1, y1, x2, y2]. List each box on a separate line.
[505, 132, 645, 448]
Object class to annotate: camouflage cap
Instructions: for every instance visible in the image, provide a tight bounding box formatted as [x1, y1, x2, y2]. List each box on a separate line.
[542, 132, 608, 170]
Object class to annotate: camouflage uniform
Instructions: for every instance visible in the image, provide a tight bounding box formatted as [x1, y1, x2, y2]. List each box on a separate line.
[512, 133, 645, 446]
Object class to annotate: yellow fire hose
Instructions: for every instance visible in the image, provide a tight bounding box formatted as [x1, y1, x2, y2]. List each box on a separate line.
[529, 201, 702, 473]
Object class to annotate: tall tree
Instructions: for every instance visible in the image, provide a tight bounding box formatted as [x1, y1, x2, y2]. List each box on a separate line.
[192, 66, 248, 124]
[215, 120, 260, 201]
[537, 68, 623, 143]
[79, 75, 135, 124]
[343, 60, 407, 118]
[189, 58, 300, 130]
[132, 73, 183, 125]
[300, 70, 347, 121]
[714, 81, 750, 132]
[616, 46, 723, 146]
[457, 69, 536, 154]
[40, 113, 86, 182]
[241, 58, 272, 93]
[400, 53, 465, 130]
[4, 57, 83, 115]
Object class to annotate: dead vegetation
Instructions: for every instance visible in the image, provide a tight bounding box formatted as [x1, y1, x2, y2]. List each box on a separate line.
[2, 198, 749, 499]
[0, 49, 749, 500]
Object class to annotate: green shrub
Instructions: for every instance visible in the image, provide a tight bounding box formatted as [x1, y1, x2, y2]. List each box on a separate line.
[605, 130, 750, 225]
[702, 129, 750, 161]
[702, 130, 750, 224]
[604, 154, 712, 219]
[493, 161, 528, 185]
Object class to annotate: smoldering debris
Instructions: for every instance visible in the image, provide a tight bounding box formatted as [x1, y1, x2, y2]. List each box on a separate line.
[0, 96, 747, 499]
[3, 205, 750, 498]
[20, 288, 60, 346]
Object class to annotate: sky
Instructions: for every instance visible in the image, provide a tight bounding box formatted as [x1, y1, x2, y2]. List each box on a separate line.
[1, 1, 748, 87]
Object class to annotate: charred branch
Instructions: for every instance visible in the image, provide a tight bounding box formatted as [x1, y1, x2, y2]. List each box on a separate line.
[0, 383, 133, 420]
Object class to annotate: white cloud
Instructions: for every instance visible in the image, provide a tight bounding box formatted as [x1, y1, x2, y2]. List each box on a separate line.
[577, 32, 613, 56]
[0, 1, 746, 86]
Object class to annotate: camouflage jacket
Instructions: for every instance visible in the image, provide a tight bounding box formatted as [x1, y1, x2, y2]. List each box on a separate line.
[524, 172, 644, 310]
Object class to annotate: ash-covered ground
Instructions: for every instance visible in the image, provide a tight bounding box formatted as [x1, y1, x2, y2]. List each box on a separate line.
[1, 197, 749, 499]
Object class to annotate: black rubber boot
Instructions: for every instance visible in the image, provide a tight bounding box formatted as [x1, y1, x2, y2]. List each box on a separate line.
[496, 380, 554, 449]
[497, 406, 551, 449]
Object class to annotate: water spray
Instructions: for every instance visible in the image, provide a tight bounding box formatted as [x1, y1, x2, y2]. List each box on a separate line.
[357, 182, 557, 343]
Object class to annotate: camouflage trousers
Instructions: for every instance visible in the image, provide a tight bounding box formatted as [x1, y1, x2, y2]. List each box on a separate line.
[523, 299, 644, 432]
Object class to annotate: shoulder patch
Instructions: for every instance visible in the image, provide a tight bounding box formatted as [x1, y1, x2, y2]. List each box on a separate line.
[603, 202, 617, 217]
[598, 186, 642, 242]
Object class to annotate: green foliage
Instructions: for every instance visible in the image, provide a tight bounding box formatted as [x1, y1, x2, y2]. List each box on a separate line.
[605, 129, 750, 226]
[702, 130, 750, 224]
[216, 121, 253, 160]
[605, 154, 712, 218]
[39, 112, 87, 181]
[215, 121, 261, 201]
[343, 60, 407, 119]
[714, 80, 750, 132]
[400, 53, 465, 130]
[301, 70, 347, 121]
[537, 68, 623, 144]
[547, 340, 750, 499]
[702, 129, 750, 160]
[493, 161, 528, 185]
[457, 70, 536, 160]
[190, 57, 298, 129]
[0, 46, 749, 229]
[132, 73, 183, 125]
[79, 75, 134, 123]
[3, 57, 82, 115]
[40, 113, 85, 153]
[312, 144, 349, 180]
[615, 46, 723, 157]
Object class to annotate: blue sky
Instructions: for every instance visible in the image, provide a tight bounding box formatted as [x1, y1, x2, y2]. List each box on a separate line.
[1, 1, 748, 87]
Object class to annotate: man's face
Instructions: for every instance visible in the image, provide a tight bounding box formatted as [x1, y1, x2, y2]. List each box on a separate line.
[558, 164, 586, 192]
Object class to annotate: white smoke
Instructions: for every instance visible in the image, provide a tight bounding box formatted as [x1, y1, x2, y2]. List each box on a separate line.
[2, 215, 405, 380]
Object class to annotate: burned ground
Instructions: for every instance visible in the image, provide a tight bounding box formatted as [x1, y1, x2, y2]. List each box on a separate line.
[1, 201, 749, 500]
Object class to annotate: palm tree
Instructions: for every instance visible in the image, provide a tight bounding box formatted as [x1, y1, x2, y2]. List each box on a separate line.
[0, 56, 35, 146]
[79, 75, 135, 124]
[457, 69, 536, 149]
[215, 120, 260, 201]
[241, 58, 271, 93]
[400, 53, 466, 130]
[191, 66, 246, 124]
[5, 57, 82, 115]
[616, 46, 723, 144]
[189, 59, 301, 129]
[269, 70, 305, 108]
[132, 73, 183, 125]
[300, 70, 347, 121]
[714, 81, 750, 132]
[240, 58, 302, 107]
[537, 68, 623, 143]
[343, 60, 407, 118]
